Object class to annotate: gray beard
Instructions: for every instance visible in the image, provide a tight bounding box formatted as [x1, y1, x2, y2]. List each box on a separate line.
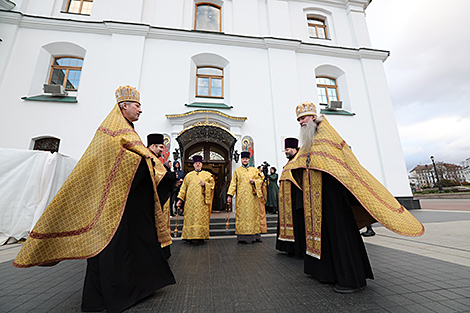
[299, 119, 318, 148]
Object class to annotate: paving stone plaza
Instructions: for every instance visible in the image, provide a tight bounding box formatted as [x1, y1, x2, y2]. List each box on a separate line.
[1, 199, 469, 313]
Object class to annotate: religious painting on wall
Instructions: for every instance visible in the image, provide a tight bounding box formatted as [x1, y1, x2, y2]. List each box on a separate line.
[159, 133, 171, 163]
[241, 136, 255, 167]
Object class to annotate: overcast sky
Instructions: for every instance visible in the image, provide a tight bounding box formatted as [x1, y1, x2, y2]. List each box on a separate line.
[365, 0, 470, 171]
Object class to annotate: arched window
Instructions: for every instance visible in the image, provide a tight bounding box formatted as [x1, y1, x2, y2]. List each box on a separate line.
[195, 3, 221, 32]
[49, 57, 83, 91]
[209, 146, 225, 161]
[188, 149, 205, 161]
[33, 137, 60, 153]
[316, 77, 339, 104]
[307, 17, 328, 39]
[66, 0, 93, 15]
[196, 67, 223, 98]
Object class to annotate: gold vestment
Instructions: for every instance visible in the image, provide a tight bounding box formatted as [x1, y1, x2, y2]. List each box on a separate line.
[177, 170, 214, 239]
[278, 118, 424, 259]
[14, 105, 171, 268]
[227, 167, 267, 235]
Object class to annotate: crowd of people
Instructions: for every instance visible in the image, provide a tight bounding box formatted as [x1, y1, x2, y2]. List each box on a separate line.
[12, 87, 424, 312]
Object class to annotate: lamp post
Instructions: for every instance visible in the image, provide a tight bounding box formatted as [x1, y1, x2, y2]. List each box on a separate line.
[172, 148, 180, 162]
[430, 156, 444, 193]
[232, 150, 240, 163]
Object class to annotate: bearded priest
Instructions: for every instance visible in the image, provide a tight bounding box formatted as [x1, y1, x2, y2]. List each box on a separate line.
[277, 102, 424, 293]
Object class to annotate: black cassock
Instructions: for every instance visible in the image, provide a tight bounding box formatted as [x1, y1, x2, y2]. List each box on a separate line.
[276, 172, 373, 289]
[81, 159, 175, 313]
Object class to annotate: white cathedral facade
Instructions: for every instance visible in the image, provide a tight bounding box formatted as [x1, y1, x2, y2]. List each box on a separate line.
[0, 0, 416, 208]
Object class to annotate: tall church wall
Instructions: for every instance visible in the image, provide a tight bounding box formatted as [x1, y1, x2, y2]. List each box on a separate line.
[0, 0, 412, 197]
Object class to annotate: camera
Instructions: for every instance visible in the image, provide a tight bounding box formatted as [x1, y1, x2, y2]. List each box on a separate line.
[261, 161, 270, 176]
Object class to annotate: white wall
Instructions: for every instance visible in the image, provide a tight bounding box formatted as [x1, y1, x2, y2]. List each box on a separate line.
[0, 0, 410, 196]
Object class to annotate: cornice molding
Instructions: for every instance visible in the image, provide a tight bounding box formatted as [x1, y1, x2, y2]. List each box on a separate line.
[277, 0, 370, 10]
[358, 48, 389, 61]
[0, 9, 20, 24]
[0, 9, 389, 61]
[19, 15, 109, 34]
[264, 37, 301, 51]
[147, 28, 266, 49]
[166, 110, 247, 122]
[104, 21, 149, 36]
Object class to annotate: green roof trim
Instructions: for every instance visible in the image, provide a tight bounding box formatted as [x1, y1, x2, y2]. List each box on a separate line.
[320, 109, 355, 116]
[185, 102, 232, 109]
[21, 95, 78, 103]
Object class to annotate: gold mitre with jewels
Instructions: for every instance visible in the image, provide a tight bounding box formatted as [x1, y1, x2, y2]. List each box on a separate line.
[296, 101, 317, 120]
[115, 85, 140, 104]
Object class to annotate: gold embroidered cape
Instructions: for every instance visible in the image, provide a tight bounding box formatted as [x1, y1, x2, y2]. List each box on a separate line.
[13, 105, 172, 268]
[177, 170, 215, 239]
[257, 172, 268, 233]
[153, 160, 172, 234]
[227, 167, 267, 235]
[278, 118, 424, 259]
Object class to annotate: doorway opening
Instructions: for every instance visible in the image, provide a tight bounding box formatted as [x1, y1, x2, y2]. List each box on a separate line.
[176, 122, 237, 212]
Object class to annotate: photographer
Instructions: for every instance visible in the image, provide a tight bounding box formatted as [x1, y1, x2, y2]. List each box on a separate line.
[266, 166, 279, 214]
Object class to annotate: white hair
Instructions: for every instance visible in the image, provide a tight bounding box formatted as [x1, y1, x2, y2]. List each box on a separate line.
[299, 114, 323, 148]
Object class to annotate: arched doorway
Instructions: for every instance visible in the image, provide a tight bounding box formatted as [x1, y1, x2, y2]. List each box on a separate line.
[176, 123, 237, 212]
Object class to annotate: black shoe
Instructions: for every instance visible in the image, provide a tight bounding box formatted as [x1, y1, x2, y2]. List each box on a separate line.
[332, 284, 365, 294]
[361, 229, 375, 237]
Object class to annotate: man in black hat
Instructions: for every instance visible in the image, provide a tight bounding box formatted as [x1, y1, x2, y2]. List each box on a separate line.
[176, 155, 214, 243]
[284, 137, 299, 161]
[227, 151, 267, 243]
[147, 134, 180, 208]
[276, 138, 303, 254]
[147, 133, 181, 257]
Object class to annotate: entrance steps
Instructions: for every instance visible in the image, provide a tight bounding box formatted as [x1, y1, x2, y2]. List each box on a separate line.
[170, 213, 278, 238]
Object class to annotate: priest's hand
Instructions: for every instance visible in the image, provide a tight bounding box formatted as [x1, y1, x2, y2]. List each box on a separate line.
[227, 196, 232, 203]
[176, 199, 183, 207]
[250, 179, 255, 184]
[200, 180, 205, 186]
[175, 179, 182, 187]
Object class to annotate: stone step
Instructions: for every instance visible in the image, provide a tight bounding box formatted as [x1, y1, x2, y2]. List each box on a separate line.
[170, 227, 277, 237]
[169, 214, 278, 225]
[169, 214, 278, 238]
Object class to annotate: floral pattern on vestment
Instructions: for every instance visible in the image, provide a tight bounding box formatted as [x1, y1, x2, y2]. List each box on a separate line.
[227, 167, 267, 235]
[177, 170, 214, 239]
[13, 104, 171, 268]
[278, 118, 424, 259]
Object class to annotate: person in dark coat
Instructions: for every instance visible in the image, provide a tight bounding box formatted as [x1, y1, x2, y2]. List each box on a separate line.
[266, 167, 279, 214]
[171, 161, 185, 216]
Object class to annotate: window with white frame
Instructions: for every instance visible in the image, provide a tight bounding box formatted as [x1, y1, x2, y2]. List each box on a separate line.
[196, 67, 223, 98]
[316, 77, 339, 104]
[307, 17, 328, 39]
[65, 0, 93, 15]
